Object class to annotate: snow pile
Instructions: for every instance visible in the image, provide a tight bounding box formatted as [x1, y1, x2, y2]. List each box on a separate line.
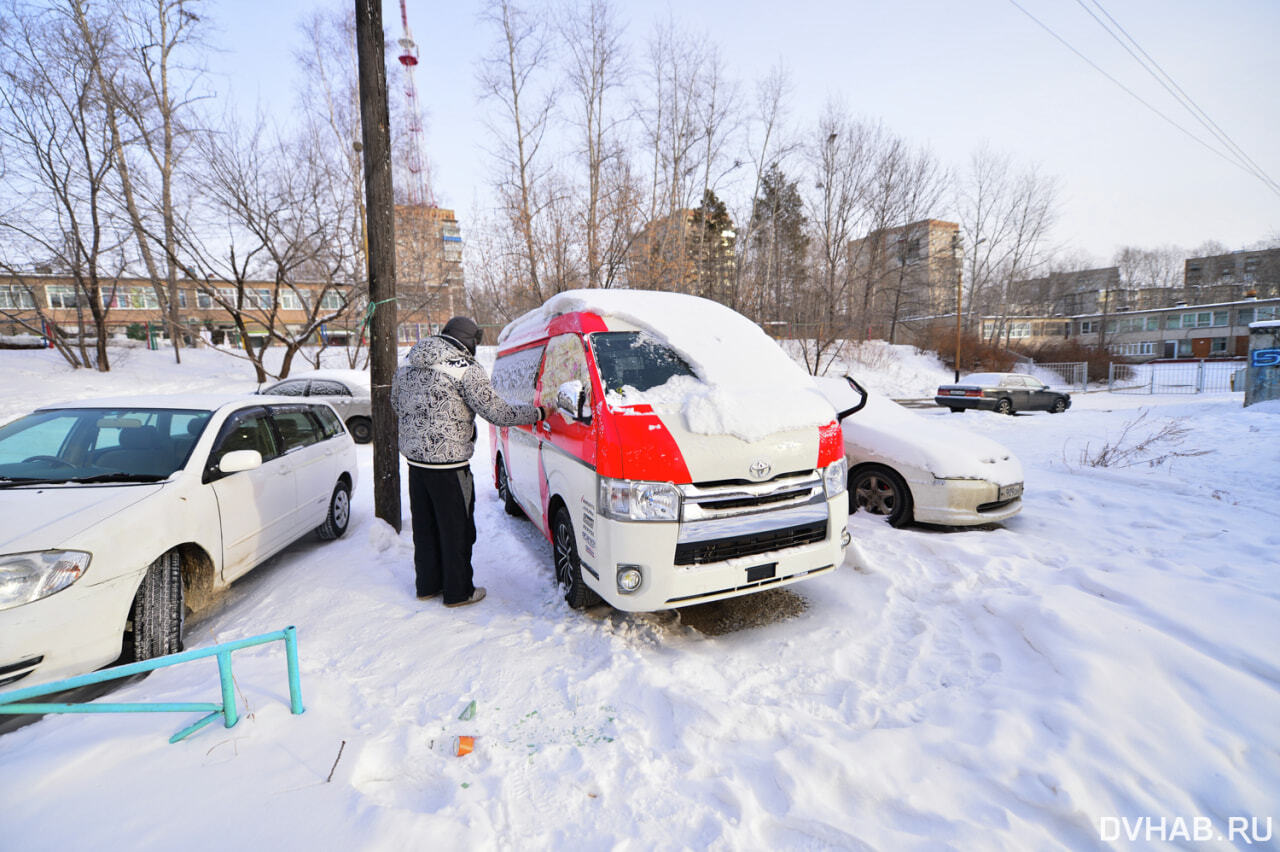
[1, 344, 1277, 850]
[502, 289, 836, 441]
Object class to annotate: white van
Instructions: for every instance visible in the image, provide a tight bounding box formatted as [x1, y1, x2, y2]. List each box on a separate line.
[488, 290, 850, 611]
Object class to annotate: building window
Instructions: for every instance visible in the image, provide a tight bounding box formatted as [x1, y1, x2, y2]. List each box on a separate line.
[47, 285, 79, 308]
[1080, 320, 1096, 334]
[319, 290, 345, 310]
[1177, 339, 1192, 356]
[1, 284, 36, 309]
[1145, 316, 1160, 331]
[1212, 310, 1228, 327]
[278, 291, 303, 311]
[1180, 311, 1213, 329]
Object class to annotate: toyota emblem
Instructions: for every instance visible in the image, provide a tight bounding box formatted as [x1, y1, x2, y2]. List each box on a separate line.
[748, 459, 772, 480]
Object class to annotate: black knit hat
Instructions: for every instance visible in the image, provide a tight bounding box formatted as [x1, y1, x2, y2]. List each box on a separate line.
[441, 316, 482, 355]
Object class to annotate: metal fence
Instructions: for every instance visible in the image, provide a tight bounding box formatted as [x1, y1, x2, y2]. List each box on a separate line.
[1107, 360, 1245, 394]
[1014, 361, 1088, 392]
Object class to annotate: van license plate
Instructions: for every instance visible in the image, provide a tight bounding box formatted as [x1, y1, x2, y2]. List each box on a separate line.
[998, 483, 1023, 501]
[746, 563, 777, 583]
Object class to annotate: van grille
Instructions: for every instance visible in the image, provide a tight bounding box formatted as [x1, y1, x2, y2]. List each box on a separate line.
[680, 470, 822, 522]
[674, 520, 828, 565]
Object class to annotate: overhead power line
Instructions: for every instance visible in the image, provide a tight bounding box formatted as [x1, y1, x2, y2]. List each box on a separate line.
[1005, 0, 1280, 200]
[1076, 0, 1280, 196]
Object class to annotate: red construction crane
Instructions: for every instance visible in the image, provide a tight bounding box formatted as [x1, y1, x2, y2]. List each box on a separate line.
[397, 0, 434, 207]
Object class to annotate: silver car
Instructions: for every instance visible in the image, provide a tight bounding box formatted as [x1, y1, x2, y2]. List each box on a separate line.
[259, 370, 372, 443]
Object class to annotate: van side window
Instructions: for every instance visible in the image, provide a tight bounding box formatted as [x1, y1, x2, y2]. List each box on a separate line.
[493, 344, 545, 405]
[540, 334, 593, 409]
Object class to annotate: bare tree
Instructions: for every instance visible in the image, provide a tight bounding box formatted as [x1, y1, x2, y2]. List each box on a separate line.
[478, 0, 557, 303]
[100, 0, 206, 362]
[558, 0, 629, 289]
[954, 145, 1058, 344]
[0, 0, 128, 370]
[735, 65, 797, 316]
[796, 106, 878, 373]
[172, 118, 357, 382]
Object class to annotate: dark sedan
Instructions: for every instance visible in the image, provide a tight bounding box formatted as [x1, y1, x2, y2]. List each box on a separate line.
[935, 372, 1071, 415]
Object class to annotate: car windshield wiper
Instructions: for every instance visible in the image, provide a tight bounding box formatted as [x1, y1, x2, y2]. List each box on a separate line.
[0, 472, 167, 488]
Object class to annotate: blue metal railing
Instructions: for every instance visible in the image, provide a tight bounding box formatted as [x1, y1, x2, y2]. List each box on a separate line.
[0, 626, 305, 744]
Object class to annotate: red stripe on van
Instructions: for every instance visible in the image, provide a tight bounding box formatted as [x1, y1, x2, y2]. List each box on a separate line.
[817, 420, 843, 467]
[597, 404, 692, 483]
[548, 311, 609, 337]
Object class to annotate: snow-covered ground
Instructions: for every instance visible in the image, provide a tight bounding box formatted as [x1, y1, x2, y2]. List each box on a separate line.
[1, 345, 1277, 851]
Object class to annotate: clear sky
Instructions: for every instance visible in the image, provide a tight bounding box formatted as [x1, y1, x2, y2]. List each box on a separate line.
[210, 0, 1279, 264]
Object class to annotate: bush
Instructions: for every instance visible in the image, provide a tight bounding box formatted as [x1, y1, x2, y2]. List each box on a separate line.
[917, 321, 1019, 375]
[125, 322, 148, 341]
[1014, 339, 1113, 383]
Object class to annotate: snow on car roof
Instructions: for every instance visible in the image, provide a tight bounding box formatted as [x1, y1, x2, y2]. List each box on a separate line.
[36, 393, 255, 412]
[501, 289, 836, 441]
[266, 369, 370, 389]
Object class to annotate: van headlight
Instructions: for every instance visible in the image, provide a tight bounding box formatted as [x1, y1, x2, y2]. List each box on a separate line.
[0, 550, 92, 611]
[598, 477, 680, 521]
[823, 458, 848, 498]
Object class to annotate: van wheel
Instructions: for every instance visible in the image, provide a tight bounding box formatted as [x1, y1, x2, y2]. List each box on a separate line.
[346, 416, 372, 444]
[123, 551, 185, 661]
[552, 506, 601, 610]
[496, 457, 523, 517]
[316, 480, 351, 540]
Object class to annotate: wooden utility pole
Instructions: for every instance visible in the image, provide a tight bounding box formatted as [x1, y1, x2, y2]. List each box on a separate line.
[355, 0, 401, 531]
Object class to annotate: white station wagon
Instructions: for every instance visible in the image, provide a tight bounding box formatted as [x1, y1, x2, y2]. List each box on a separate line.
[0, 394, 358, 689]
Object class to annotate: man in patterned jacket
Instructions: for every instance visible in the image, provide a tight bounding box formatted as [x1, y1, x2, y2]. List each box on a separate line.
[391, 316, 548, 607]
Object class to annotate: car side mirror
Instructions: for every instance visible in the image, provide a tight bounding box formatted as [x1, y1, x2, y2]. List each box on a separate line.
[556, 380, 590, 422]
[836, 375, 869, 420]
[218, 449, 263, 474]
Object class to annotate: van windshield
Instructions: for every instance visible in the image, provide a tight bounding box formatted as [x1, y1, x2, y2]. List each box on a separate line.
[590, 331, 696, 394]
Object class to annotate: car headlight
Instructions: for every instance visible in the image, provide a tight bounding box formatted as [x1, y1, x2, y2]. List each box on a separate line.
[0, 550, 92, 611]
[823, 457, 848, 498]
[598, 477, 680, 521]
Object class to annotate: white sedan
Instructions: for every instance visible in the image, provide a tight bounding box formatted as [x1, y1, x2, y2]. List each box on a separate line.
[258, 370, 373, 443]
[0, 394, 357, 689]
[818, 376, 1023, 527]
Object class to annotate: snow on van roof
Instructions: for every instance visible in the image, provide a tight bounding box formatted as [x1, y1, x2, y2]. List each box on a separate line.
[501, 289, 836, 441]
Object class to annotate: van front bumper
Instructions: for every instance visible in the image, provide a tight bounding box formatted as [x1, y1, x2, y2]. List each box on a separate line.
[586, 495, 848, 611]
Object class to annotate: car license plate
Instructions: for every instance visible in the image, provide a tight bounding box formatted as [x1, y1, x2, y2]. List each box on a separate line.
[948, 390, 966, 395]
[998, 483, 1023, 501]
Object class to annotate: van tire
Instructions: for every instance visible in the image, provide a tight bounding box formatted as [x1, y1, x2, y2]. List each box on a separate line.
[496, 457, 523, 517]
[123, 551, 185, 662]
[552, 506, 601, 610]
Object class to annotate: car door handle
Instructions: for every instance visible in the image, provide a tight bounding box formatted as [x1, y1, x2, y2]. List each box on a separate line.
[277, 466, 292, 476]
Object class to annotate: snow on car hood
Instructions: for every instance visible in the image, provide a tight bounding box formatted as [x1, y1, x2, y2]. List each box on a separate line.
[0, 483, 165, 553]
[820, 379, 1022, 481]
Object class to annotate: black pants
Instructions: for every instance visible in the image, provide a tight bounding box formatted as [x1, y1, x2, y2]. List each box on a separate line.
[407, 465, 476, 605]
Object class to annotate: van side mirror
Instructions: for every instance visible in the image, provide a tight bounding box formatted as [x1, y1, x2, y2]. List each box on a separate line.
[836, 375, 869, 420]
[556, 380, 590, 423]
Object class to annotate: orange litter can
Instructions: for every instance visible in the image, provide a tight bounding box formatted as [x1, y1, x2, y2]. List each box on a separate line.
[453, 735, 474, 757]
